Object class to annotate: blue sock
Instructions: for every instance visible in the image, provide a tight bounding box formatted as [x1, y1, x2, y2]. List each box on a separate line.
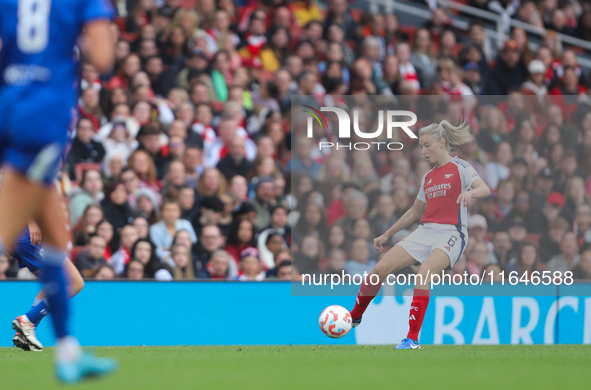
[26, 300, 49, 326]
[40, 246, 69, 339]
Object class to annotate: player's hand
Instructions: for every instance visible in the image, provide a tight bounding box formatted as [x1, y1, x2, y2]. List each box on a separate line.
[374, 235, 388, 252]
[456, 191, 472, 207]
[28, 221, 42, 246]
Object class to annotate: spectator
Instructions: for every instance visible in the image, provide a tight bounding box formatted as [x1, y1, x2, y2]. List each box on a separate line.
[275, 260, 293, 281]
[120, 168, 142, 210]
[506, 241, 541, 279]
[540, 216, 570, 263]
[561, 176, 590, 224]
[101, 117, 137, 164]
[133, 216, 150, 239]
[544, 191, 565, 224]
[164, 160, 188, 191]
[128, 148, 163, 193]
[467, 241, 489, 278]
[92, 264, 116, 280]
[225, 218, 257, 267]
[553, 150, 586, 194]
[198, 249, 231, 279]
[324, 248, 346, 275]
[196, 168, 226, 197]
[72, 204, 104, 246]
[574, 204, 591, 250]
[500, 189, 536, 232]
[111, 224, 139, 275]
[490, 231, 515, 270]
[124, 259, 145, 280]
[336, 190, 368, 242]
[352, 218, 380, 261]
[69, 169, 104, 226]
[191, 195, 224, 237]
[294, 201, 326, 245]
[182, 144, 204, 189]
[0, 254, 11, 280]
[265, 249, 292, 278]
[78, 87, 106, 131]
[478, 192, 499, 233]
[75, 234, 108, 274]
[217, 136, 253, 180]
[171, 244, 195, 280]
[130, 238, 171, 280]
[68, 118, 106, 171]
[572, 249, 591, 280]
[258, 231, 286, 270]
[495, 179, 516, 221]
[547, 231, 581, 273]
[136, 187, 161, 225]
[96, 219, 115, 260]
[484, 142, 512, 190]
[101, 181, 138, 248]
[522, 60, 548, 111]
[410, 28, 436, 88]
[486, 40, 528, 95]
[508, 218, 528, 251]
[529, 168, 556, 227]
[344, 238, 377, 276]
[287, 136, 322, 178]
[235, 247, 265, 281]
[150, 199, 197, 260]
[482, 263, 504, 283]
[248, 176, 276, 231]
[477, 107, 508, 154]
[294, 234, 323, 275]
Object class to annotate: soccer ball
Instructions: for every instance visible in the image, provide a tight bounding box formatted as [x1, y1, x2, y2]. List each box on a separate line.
[319, 305, 352, 338]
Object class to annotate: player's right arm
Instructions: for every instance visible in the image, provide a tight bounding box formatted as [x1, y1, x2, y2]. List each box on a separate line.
[374, 198, 426, 252]
[81, 20, 114, 73]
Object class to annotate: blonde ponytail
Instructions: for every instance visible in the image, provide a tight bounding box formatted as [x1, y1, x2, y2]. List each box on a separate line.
[418, 119, 472, 151]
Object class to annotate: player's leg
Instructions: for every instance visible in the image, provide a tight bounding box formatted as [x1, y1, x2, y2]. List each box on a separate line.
[0, 171, 54, 352]
[0, 170, 47, 251]
[350, 245, 416, 323]
[396, 249, 450, 349]
[34, 187, 117, 381]
[23, 258, 84, 330]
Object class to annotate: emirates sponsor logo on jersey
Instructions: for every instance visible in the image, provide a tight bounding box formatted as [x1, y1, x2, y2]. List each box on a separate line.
[425, 183, 452, 194]
[425, 183, 452, 199]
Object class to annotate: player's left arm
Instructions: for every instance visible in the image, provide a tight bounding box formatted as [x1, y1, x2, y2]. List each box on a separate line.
[81, 20, 114, 73]
[457, 178, 491, 206]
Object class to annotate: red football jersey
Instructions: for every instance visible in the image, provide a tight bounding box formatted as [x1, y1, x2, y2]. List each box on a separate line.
[417, 157, 481, 227]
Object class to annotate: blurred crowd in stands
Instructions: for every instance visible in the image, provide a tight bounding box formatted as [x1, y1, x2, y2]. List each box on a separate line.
[1, 0, 591, 282]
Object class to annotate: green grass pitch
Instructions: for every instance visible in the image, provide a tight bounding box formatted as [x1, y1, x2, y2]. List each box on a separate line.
[1, 345, 591, 389]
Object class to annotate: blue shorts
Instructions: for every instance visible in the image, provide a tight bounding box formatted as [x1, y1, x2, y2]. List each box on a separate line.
[0, 88, 73, 186]
[12, 230, 43, 273]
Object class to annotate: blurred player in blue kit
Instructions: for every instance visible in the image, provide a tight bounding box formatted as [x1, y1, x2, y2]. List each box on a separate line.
[11, 222, 85, 352]
[0, 0, 116, 382]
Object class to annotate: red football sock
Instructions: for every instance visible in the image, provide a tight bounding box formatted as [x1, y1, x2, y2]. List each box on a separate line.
[350, 278, 382, 320]
[406, 288, 430, 341]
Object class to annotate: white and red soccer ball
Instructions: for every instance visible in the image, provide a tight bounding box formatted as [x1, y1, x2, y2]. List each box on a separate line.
[319, 305, 352, 338]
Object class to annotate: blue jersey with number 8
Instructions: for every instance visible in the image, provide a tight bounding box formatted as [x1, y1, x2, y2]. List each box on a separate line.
[0, 0, 114, 185]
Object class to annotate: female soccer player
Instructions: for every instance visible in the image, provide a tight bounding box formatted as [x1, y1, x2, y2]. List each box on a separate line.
[0, 0, 115, 382]
[349, 120, 491, 349]
[12, 223, 85, 352]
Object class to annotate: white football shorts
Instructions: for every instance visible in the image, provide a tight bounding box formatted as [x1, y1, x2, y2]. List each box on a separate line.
[396, 223, 468, 267]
